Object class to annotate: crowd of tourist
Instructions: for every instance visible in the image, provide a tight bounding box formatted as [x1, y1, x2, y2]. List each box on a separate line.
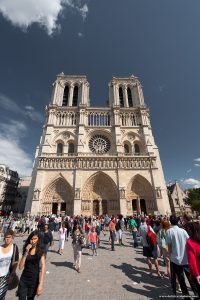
[0, 212, 200, 299]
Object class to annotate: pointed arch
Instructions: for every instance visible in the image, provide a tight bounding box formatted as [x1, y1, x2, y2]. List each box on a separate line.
[82, 172, 119, 215]
[42, 176, 74, 215]
[127, 174, 155, 214]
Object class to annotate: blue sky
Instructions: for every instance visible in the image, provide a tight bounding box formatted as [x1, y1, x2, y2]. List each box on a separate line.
[0, 0, 199, 188]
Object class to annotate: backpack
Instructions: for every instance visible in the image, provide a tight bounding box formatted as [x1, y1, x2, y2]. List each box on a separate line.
[147, 226, 157, 247]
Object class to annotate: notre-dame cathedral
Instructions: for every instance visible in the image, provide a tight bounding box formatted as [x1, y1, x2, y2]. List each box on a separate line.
[25, 73, 171, 217]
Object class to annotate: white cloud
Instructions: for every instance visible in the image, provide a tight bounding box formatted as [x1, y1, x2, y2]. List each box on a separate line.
[194, 158, 200, 162]
[78, 32, 83, 37]
[194, 163, 200, 167]
[0, 120, 32, 176]
[183, 178, 200, 188]
[186, 169, 192, 173]
[0, 0, 89, 35]
[0, 93, 43, 122]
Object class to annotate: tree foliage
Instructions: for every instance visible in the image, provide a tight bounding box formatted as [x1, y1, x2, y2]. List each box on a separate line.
[186, 188, 200, 213]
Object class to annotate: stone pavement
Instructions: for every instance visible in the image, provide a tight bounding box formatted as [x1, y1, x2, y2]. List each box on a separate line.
[7, 231, 176, 300]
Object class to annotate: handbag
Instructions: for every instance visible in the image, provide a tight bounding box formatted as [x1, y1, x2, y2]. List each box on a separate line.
[8, 244, 19, 290]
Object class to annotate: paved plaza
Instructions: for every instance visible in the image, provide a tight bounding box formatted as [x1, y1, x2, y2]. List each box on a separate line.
[7, 231, 177, 300]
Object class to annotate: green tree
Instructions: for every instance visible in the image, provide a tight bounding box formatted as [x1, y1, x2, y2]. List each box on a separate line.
[186, 188, 200, 214]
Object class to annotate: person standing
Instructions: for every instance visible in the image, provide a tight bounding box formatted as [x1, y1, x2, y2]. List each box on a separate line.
[109, 217, 116, 251]
[130, 216, 138, 248]
[0, 230, 19, 300]
[17, 230, 45, 300]
[58, 223, 67, 255]
[71, 224, 84, 273]
[158, 220, 171, 278]
[166, 215, 195, 298]
[186, 221, 200, 297]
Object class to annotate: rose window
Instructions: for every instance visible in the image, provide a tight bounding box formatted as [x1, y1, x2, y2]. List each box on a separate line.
[89, 135, 111, 154]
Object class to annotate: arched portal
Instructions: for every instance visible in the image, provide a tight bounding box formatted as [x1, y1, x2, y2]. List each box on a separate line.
[127, 175, 156, 215]
[42, 177, 73, 215]
[82, 172, 119, 216]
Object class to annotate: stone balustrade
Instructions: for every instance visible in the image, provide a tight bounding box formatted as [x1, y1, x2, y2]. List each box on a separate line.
[38, 156, 157, 170]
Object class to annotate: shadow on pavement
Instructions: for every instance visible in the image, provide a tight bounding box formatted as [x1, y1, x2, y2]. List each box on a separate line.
[111, 262, 171, 299]
[51, 261, 74, 270]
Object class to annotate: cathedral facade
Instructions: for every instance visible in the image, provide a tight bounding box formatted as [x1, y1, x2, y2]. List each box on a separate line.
[25, 73, 171, 217]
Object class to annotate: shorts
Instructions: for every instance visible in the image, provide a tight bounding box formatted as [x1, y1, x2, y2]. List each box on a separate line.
[143, 245, 158, 259]
[91, 242, 97, 250]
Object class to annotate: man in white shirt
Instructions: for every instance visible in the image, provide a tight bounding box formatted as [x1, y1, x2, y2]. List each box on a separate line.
[166, 215, 194, 298]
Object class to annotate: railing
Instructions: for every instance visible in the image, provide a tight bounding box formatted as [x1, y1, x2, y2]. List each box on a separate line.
[87, 111, 111, 126]
[120, 112, 141, 127]
[38, 156, 157, 170]
[41, 152, 154, 157]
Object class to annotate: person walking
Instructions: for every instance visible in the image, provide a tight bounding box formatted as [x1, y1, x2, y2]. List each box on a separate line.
[58, 223, 67, 255]
[87, 227, 98, 256]
[130, 216, 138, 248]
[40, 224, 53, 258]
[17, 230, 45, 300]
[0, 230, 19, 300]
[139, 218, 162, 277]
[158, 220, 171, 278]
[186, 221, 200, 298]
[71, 224, 84, 273]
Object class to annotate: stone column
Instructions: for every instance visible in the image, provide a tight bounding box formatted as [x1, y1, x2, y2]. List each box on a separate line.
[99, 200, 102, 215]
[123, 86, 128, 107]
[57, 203, 61, 215]
[136, 197, 141, 214]
[68, 84, 74, 107]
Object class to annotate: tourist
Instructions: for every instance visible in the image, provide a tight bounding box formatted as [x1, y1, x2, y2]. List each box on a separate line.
[139, 217, 162, 277]
[109, 216, 116, 251]
[87, 226, 98, 256]
[40, 224, 53, 258]
[116, 214, 124, 246]
[186, 221, 200, 297]
[158, 219, 171, 278]
[129, 216, 138, 248]
[17, 230, 45, 299]
[166, 215, 194, 297]
[58, 223, 67, 255]
[0, 230, 19, 300]
[71, 224, 84, 273]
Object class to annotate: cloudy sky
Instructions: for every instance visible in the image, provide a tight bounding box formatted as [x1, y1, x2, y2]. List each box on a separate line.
[0, 0, 199, 188]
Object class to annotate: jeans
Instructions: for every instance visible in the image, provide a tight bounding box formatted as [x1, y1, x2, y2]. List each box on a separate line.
[132, 231, 138, 248]
[170, 262, 198, 298]
[110, 231, 115, 250]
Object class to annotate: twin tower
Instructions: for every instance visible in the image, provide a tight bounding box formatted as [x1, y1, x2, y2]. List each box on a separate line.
[25, 73, 171, 217]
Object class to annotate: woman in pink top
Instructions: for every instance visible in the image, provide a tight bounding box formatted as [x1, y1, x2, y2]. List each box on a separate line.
[186, 222, 200, 297]
[58, 223, 67, 255]
[87, 227, 98, 256]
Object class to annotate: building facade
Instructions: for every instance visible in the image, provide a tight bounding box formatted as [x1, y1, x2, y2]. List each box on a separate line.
[25, 73, 171, 216]
[167, 181, 192, 216]
[0, 164, 19, 213]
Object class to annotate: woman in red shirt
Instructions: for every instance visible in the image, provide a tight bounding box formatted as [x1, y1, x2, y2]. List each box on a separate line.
[186, 222, 200, 297]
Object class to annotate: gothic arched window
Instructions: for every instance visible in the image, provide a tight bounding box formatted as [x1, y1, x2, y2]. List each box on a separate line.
[72, 86, 78, 106]
[127, 87, 133, 107]
[124, 144, 130, 154]
[62, 86, 69, 106]
[57, 143, 64, 156]
[134, 143, 140, 155]
[119, 87, 124, 107]
[68, 143, 75, 154]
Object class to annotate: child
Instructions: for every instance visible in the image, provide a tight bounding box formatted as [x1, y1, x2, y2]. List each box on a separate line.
[87, 227, 98, 256]
[58, 223, 67, 255]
